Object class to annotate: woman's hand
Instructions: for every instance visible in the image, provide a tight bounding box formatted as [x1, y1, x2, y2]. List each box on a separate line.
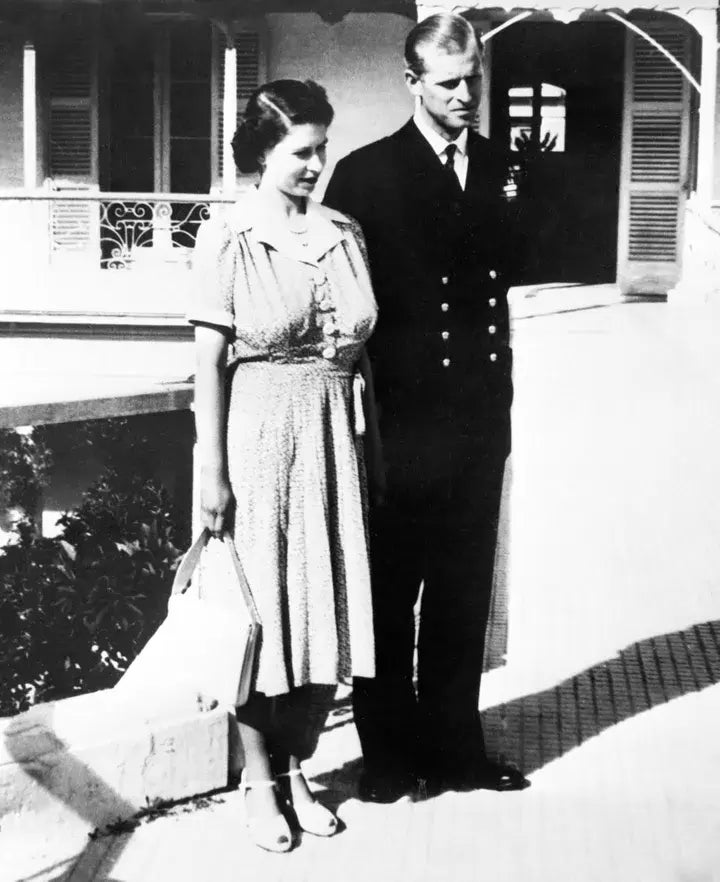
[200, 466, 234, 536]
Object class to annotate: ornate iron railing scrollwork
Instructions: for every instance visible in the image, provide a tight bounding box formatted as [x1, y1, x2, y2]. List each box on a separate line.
[99, 198, 212, 270]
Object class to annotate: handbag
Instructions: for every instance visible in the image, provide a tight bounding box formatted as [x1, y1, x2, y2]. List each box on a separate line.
[114, 528, 262, 713]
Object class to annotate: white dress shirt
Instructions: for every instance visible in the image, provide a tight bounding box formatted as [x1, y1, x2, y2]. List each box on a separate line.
[413, 108, 469, 190]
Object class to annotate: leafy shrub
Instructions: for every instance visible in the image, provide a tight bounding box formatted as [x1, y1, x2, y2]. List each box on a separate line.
[0, 416, 191, 716]
[0, 427, 53, 529]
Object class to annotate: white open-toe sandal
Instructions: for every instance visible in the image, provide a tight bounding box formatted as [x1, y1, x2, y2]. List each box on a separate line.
[277, 768, 339, 837]
[241, 773, 293, 853]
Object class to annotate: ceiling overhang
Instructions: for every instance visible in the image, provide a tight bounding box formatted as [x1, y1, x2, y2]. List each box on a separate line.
[0, 0, 417, 26]
[416, 1, 719, 26]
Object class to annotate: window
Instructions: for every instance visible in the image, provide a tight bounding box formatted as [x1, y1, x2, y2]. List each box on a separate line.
[106, 22, 212, 194]
[509, 83, 566, 153]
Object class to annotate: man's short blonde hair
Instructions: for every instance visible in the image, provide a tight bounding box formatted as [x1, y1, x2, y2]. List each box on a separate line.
[404, 13, 481, 77]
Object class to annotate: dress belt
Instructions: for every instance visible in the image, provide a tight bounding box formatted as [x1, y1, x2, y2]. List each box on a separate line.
[228, 354, 367, 437]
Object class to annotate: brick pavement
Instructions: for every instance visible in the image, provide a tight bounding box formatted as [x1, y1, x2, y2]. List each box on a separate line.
[6, 288, 720, 882]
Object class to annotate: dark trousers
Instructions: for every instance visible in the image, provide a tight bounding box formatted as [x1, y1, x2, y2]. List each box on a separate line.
[354, 426, 506, 779]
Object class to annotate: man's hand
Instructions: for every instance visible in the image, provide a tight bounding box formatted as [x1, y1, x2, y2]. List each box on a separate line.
[200, 466, 234, 536]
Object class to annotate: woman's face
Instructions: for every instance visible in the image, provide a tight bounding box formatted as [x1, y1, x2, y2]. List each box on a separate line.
[261, 123, 328, 199]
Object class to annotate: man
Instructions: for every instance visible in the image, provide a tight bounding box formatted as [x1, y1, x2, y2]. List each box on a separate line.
[324, 12, 528, 801]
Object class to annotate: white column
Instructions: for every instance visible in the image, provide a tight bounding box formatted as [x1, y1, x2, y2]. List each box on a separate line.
[23, 41, 38, 190]
[695, 11, 718, 207]
[222, 34, 237, 195]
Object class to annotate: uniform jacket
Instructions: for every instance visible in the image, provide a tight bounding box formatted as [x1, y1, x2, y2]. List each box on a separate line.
[324, 119, 522, 456]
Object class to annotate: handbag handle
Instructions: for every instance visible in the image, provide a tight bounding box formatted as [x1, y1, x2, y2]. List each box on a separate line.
[171, 528, 262, 627]
[172, 527, 212, 595]
[220, 532, 262, 625]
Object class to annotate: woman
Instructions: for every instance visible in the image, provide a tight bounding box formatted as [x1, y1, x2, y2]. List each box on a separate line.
[189, 80, 381, 853]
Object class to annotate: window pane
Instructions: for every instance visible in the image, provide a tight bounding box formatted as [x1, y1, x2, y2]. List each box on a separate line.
[508, 83, 566, 153]
[113, 85, 154, 137]
[171, 82, 211, 138]
[110, 137, 154, 192]
[170, 23, 211, 80]
[110, 31, 154, 83]
[170, 138, 210, 193]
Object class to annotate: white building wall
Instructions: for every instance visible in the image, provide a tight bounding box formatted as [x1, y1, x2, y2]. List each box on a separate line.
[0, 32, 25, 188]
[713, 41, 720, 202]
[265, 12, 414, 195]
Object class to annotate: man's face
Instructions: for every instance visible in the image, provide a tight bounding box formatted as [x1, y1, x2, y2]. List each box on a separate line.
[406, 44, 482, 138]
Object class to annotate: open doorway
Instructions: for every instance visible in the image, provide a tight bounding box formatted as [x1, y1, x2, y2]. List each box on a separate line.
[491, 20, 625, 284]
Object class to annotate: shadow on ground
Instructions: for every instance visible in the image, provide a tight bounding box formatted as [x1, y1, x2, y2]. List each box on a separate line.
[12, 619, 720, 877]
[482, 618, 720, 775]
[313, 619, 720, 803]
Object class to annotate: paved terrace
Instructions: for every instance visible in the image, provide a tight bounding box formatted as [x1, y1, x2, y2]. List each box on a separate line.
[5, 285, 720, 882]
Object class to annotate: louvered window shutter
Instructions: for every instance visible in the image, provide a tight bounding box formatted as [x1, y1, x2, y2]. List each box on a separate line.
[213, 29, 263, 187]
[617, 23, 691, 294]
[46, 34, 100, 260]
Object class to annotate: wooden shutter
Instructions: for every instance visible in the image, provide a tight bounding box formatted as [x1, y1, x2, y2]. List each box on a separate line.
[46, 32, 100, 261]
[617, 22, 691, 294]
[212, 27, 264, 188]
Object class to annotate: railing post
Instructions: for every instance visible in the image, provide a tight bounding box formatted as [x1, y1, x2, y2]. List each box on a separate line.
[153, 201, 174, 255]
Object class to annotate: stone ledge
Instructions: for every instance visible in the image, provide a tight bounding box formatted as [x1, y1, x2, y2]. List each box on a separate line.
[0, 383, 194, 430]
[0, 689, 230, 854]
[0, 310, 188, 327]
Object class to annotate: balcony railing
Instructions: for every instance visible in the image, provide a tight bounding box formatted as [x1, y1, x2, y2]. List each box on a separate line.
[0, 190, 236, 272]
[0, 190, 241, 315]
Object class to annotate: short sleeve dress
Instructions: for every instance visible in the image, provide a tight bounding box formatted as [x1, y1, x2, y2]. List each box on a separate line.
[188, 192, 378, 697]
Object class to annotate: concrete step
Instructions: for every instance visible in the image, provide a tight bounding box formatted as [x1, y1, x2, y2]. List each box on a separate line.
[1, 689, 231, 869]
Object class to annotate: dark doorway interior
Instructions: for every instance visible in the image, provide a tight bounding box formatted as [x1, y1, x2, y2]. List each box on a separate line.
[491, 21, 625, 284]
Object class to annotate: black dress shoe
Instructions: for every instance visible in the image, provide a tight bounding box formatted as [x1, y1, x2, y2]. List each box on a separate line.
[423, 759, 530, 796]
[473, 759, 530, 792]
[357, 770, 416, 803]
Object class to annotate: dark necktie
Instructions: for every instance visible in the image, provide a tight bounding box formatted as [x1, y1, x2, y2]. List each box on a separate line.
[442, 143, 461, 192]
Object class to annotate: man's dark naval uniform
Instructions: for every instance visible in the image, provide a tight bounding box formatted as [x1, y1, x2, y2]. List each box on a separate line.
[325, 112, 524, 794]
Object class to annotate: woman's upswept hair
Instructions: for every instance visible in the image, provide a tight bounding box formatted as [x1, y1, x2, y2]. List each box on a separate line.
[231, 79, 334, 174]
[404, 13, 480, 77]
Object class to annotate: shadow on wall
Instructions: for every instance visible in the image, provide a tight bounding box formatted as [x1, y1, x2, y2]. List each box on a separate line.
[482, 619, 720, 775]
[5, 703, 136, 882]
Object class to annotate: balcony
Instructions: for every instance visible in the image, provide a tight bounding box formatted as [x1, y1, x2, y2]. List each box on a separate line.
[0, 190, 235, 319]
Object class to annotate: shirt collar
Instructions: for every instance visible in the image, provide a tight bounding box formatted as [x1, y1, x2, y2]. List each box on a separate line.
[225, 189, 344, 263]
[413, 108, 468, 158]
